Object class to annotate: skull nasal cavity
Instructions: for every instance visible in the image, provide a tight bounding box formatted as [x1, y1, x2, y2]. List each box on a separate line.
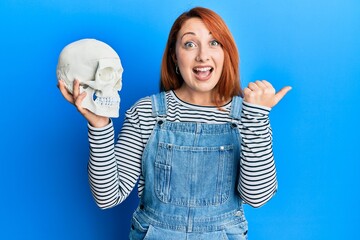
[97, 67, 116, 81]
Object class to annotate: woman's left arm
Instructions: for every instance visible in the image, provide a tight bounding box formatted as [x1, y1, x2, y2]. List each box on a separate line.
[238, 80, 291, 208]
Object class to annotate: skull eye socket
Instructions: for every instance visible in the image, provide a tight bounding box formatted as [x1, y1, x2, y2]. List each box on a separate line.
[92, 92, 98, 101]
[97, 67, 117, 82]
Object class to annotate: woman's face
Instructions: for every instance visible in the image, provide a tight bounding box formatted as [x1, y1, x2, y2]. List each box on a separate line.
[174, 18, 224, 98]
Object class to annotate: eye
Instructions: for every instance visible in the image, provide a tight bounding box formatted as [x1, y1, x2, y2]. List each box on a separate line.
[184, 41, 196, 48]
[210, 40, 221, 47]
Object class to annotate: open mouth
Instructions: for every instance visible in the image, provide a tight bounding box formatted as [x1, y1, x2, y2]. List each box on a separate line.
[193, 66, 213, 79]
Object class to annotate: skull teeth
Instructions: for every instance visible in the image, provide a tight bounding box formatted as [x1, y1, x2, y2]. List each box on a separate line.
[94, 97, 120, 106]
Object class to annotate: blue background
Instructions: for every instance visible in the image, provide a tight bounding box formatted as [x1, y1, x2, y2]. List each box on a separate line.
[1, 0, 359, 239]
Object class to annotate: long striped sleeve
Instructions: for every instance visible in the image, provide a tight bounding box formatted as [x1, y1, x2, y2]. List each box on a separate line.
[238, 101, 277, 208]
[87, 122, 128, 209]
[87, 98, 156, 209]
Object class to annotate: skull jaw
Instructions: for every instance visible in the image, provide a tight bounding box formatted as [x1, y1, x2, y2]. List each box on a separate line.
[81, 88, 120, 118]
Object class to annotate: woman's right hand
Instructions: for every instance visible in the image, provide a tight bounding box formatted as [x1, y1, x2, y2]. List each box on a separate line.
[57, 79, 110, 128]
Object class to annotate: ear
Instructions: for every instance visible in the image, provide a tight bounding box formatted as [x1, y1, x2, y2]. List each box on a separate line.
[170, 48, 177, 64]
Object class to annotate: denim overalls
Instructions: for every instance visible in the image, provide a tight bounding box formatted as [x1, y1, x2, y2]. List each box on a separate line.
[129, 92, 248, 240]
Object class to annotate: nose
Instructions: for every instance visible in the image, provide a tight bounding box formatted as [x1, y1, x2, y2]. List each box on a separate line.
[196, 45, 210, 62]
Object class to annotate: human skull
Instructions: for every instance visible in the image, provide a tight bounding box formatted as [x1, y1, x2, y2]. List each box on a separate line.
[56, 38, 123, 118]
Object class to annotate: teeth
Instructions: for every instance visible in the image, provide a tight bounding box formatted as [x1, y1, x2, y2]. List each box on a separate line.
[95, 97, 119, 106]
[194, 67, 212, 72]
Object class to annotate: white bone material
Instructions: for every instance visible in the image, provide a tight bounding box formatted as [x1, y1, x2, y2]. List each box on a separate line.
[57, 39, 123, 118]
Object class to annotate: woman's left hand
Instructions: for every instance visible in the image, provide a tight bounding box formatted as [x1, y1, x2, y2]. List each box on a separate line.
[243, 80, 292, 108]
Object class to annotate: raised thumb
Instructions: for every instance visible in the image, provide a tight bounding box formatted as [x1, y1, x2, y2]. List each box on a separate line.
[273, 86, 292, 105]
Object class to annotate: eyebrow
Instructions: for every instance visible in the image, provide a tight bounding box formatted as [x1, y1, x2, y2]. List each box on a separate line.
[181, 31, 212, 40]
[181, 32, 195, 40]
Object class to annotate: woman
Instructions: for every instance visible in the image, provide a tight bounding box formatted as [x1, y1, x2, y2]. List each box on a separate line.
[58, 7, 291, 240]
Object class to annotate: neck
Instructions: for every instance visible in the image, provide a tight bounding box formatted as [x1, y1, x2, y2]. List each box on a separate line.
[174, 88, 215, 106]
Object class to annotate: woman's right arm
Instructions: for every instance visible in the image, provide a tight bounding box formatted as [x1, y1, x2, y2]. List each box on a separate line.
[87, 117, 143, 209]
[58, 79, 145, 209]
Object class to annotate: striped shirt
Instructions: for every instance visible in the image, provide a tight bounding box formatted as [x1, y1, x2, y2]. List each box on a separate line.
[87, 90, 277, 209]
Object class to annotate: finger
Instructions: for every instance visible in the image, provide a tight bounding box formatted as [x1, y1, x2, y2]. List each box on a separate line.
[73, 79, 80, 98]
[260, 80, 275, 95]
[243, 87, 252, 96]
[74, 91, 89, 115]
[58, 80, 74, 104]
[273, 86, 292, 105]
[261, 80, 272, 88]
[243, 87, 255, 101]
[255, 80, 267, 89]
[247, 82, 259, 91]
[74, 92, 99, 120]
[74, 91, 86, 108]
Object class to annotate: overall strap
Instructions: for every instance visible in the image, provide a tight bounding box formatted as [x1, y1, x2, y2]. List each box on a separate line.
[229, 96, 243, 121]
[151, 91, 167, 117]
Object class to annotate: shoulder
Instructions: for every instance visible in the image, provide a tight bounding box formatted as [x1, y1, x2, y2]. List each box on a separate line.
[125, 92, 167, 120]
[126, 96, 152, 113]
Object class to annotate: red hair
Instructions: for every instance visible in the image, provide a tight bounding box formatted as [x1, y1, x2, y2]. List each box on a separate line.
[160, 7, 242, 106]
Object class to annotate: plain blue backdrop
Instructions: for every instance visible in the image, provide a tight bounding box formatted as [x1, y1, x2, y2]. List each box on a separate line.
[0, 0, 359, 239]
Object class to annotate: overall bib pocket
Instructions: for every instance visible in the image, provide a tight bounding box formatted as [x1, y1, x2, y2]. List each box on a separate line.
[155, 142, 234, 206]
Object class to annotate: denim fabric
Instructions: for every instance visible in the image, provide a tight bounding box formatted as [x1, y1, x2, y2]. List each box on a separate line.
[129, 92, 248, 240]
